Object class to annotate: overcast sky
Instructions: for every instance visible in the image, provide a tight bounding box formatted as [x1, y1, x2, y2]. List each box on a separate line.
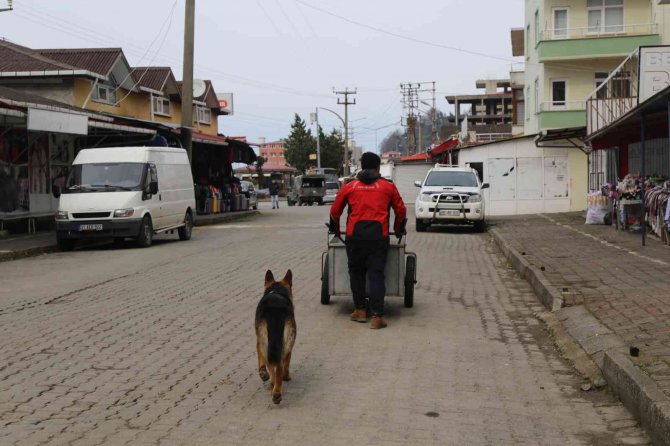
[0, 0, 524, 151]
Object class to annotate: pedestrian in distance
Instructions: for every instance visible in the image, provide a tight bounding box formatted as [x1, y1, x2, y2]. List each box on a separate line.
[329, 152, 407, 329]
[270, 180, 280, 209]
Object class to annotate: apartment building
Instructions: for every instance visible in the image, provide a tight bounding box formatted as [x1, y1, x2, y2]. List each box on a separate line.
[259, 139, 287, 165]
[522, 0, 661, 135]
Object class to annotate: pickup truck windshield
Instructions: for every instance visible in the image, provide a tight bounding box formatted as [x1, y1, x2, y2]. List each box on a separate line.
[425, 171, 478, 187]
[64, 163, 145, 193]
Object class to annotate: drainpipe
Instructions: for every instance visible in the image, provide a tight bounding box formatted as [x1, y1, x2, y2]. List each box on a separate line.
[150, 92, 155, 121]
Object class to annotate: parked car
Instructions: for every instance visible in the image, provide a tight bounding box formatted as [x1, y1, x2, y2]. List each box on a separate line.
[414, 164, 489, 232]
[323, 181, 340, 204]
[240, 181, 258, 210]
[287, 174, 326, 206]
[54, 146, 196, 250]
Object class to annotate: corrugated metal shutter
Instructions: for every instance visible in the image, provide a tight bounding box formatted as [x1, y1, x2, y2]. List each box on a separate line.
[392, 163, 433, 204]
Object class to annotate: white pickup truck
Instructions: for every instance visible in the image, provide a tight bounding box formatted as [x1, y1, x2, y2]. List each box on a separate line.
[414, 164, 489, 232]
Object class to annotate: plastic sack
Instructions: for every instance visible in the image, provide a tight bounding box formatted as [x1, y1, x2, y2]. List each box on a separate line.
[586, 192, 611, 225]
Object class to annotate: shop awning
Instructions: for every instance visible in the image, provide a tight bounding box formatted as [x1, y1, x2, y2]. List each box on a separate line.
[535, 126, 586, 148]
[429, 137, 458, 156]
[225, 137, 257, 164]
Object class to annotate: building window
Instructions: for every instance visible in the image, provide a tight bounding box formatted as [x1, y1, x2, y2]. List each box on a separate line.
[525, 86, 530, 120]
[612, 71, 631, 97]
[152, 96, 171, 116]
[534, 10, 540, 44]
[534, 78, 539, 114]
[526, 25, 530, 60]
[94, 84, 117, 105]
[587, 0, 624, 34]
[553, 8, 569, 39]
[551, 79, 567, 109]
[195, 106, 211, 124]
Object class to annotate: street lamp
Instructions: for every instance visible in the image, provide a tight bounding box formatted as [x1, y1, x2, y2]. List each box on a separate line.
[317, 107, 347, 173]
[0, 0, 13, 12]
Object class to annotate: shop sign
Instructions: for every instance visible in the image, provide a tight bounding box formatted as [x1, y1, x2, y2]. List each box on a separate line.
[27, 108, 88, 135]
[639, 47, 670, 104]
[217, 93, 234, 115]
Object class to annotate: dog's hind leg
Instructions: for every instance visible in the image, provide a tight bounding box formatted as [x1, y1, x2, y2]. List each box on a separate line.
[282, 351, 292, 381]
[256, 340, 269, 382]
[271, 364, 284, 404]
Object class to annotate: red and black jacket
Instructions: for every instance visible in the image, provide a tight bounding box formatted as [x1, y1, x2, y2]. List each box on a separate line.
[330, 170, 407, 240]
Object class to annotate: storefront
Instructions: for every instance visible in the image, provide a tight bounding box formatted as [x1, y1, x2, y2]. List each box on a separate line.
[233, 163, 297, 195]
[190, 132, 257, 214]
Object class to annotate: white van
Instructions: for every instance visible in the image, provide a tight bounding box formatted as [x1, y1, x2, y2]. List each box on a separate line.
[55, 146, 196, 250]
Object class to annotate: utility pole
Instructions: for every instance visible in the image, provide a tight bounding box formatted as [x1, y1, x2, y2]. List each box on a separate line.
[431, 81, 438, 146]
[310, 109, 321, 169]
[180, 0, 195, 161]
[334, 88, 356, 176]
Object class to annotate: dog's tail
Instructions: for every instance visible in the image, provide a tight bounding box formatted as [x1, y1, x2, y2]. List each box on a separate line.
[266, 315, 285, 365]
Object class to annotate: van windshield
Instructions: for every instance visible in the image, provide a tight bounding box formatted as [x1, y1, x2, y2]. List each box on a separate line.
[64, 163, 145, 193]
[425, 171, 478, 187]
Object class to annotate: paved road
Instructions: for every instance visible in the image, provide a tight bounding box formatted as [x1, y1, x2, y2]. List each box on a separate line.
[0, 203, 649, 445]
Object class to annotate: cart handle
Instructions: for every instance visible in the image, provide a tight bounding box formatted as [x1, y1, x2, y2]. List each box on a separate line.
[324, 223, 405, 244]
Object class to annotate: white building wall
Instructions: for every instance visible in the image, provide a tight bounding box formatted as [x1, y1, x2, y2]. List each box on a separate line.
[459, 137, 586, 216]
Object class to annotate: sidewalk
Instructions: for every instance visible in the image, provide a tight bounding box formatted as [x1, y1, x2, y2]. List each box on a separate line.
[491, 213, 670, 444]
[0, 211, 259, 262]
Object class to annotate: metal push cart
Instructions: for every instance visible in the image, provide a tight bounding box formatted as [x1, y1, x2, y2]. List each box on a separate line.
[320, 233, 418, 308]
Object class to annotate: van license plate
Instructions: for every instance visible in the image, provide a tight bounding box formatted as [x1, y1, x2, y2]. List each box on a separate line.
[440, 210, 461, 216]
[79, 224, 103, 231]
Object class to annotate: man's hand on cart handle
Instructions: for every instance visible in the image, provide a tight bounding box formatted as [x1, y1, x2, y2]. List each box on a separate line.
[395, 218, 408, 241]
[326, 220, 345, 243]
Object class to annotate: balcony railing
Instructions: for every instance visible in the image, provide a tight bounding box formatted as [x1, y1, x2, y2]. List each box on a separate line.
[586, 48, 640, 136]
[540, 23, 657, 42]
[538, 101, 586, 113]
[476, 133, 513, 142]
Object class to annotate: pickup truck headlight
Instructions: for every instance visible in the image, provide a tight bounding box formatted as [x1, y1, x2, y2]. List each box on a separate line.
[468, 194, 482, 203]
[419, 193, 434, 202]
[113, 209, 135, 218]
[55, 210, 69, 220]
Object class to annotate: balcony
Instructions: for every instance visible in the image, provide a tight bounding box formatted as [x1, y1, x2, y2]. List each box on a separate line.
[537, 101, 586, 130]
[537, 23, 660, 62]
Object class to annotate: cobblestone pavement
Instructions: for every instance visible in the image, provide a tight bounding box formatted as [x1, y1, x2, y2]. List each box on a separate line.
[493, 213, 670, 401]
[0, 203, 648, 445]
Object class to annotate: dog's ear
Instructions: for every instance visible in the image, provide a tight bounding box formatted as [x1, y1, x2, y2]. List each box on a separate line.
[265, 270, 275, 288]
[282, 269, 292, 287]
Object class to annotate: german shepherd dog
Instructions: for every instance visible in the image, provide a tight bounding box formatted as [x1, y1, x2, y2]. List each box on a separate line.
[255, 269, 296, 404]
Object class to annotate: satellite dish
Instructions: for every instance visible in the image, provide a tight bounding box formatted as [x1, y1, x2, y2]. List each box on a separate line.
[192, 79, 207, 98]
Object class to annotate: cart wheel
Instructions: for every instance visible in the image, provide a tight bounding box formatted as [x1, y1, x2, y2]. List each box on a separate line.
[321, 257, 330, 305]
[404, 256, 416, 308]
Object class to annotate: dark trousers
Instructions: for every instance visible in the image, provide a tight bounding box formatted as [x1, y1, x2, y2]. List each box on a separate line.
[345, 238, 389, 316]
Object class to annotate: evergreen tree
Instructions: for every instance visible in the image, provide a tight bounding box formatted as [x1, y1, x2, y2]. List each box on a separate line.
[318, 127, 345, 174]
[284, 114, 314, 173]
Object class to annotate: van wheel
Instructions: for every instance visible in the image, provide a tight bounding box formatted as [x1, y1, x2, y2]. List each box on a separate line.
[57, 237, 76, 252]
[178, 212, 193, 240]
[416, 218, 428, 232]
[136, 215, 153, 248]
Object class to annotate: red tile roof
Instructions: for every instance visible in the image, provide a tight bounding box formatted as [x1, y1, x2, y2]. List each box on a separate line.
[0, 39, 75, 72]
[36, 48, 122, 76]
[131, 67, 171, 92]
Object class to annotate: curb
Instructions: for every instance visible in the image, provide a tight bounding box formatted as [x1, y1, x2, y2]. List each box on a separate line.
[490, 227, 670, 446]
[193, 210, 260, 227]
[0, 211, 261, 262]
[490, 228, 562, 311]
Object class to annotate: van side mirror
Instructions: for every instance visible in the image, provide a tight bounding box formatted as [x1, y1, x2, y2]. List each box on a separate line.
[414, 180, 422, 188]
[52, 185, 61, 198]
[481, 183, 490, 189]
[148, 181, 158, 195]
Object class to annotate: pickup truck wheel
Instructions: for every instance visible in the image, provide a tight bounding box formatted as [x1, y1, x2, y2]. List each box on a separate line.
[321, 257, 330, 305]
[178, 212, 193, 240]
[404, 256, 416, 308]
[473, 220, 486, 233]
[136, 215, 153, 248]
[415, 218, 427, 232]
[57, 237, 76, 252]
